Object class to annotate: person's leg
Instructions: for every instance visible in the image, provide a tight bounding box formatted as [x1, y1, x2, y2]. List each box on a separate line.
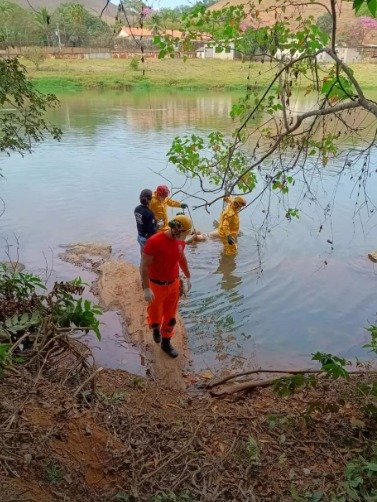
[137, 235, 147, 256]
[160, 279, 180, 358]
[147, 283, 164, 343]
[222, 236, 238, 256]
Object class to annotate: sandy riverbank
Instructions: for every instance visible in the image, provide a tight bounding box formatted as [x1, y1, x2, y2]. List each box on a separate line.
[61, 242, 191, 390]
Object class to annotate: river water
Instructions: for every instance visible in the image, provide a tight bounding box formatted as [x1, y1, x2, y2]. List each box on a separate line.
[1, 89, 377, 374]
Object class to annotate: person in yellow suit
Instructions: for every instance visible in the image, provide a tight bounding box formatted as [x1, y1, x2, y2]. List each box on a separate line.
[149, 185, 188, 232]
[210, 196, 247, 255]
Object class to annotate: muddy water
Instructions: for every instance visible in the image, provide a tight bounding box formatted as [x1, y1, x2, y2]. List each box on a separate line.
[1, 89, 377, 375]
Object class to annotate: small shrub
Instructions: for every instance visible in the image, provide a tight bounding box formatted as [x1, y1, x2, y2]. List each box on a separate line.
[246, 435, 261, 466]
[129, 57, 139, 71]
[344, 455, 377, 500]
[22, 47, 47, 70]
[45, 460, 63, 483]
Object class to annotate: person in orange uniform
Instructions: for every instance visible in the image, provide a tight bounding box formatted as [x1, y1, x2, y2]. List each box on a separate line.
[149, 185, 188, 232]
[140, 214, 192, 358]
[210, 196, 247, 255]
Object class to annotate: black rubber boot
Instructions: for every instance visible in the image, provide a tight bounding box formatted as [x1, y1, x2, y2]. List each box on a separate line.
[152, 325, 161, 344]
[161, 337, 178, 358]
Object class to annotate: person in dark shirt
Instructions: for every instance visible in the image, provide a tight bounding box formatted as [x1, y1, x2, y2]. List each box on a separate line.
[134, 189, 157, 253]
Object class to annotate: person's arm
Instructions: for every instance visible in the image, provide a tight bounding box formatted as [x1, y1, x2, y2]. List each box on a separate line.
[166, 197, 184, 209]
[140, 252, 153, 289]
[178, 253, 190, 279]
[144, 210, 156, 237]
[140, 252, 155, 302]
[221, 211, 231, 238]
[185, 233, 197, 244]
[179, 252, 191, 292]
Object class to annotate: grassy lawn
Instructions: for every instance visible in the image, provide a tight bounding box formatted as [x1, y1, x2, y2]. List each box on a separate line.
[21, 57, 377, 93]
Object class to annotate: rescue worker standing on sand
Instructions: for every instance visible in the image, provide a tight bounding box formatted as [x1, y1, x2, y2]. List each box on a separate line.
[140, 214, 192, 358]
[210, 196, 247, 256]
[134, 189, 157, 253]
[149, 185, 188, 232]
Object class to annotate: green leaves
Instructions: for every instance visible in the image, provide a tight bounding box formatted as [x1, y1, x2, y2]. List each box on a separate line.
[312, 352, 349, 379]
[321, 74, 355, 101]
[245, 435, 261, 466]
[353, 0, 377, 16]
[0, 342, 11, 372]
[0, 58, 62, 156]
[285, 208, 299, 220]
[167, 131, 256, 194]
[306, 135, 339, 166]
[0, 264, 46, 300]
[153, 4, 245, 60]
[0, 266, 103, 363]
[272, 172, 294, 195]
[273, 374, 316, 397]
[363, 325, 377, 354]
[344, 455, 377, 500]
[273, 350, 351, 397]
[0, 311, 40, 338]
[57, 297, 102, 340]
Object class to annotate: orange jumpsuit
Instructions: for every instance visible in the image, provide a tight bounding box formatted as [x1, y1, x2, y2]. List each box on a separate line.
[143, 232, 186, 338]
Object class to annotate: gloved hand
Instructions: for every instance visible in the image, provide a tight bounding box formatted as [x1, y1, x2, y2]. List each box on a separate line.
[143, 288, 155, 303]
[227, 235, 236, 245]
[181, 203, 188, 209]
[185, 278, 192, 292]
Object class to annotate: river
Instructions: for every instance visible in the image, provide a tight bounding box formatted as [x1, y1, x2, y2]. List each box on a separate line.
[1, 89, 377, 375]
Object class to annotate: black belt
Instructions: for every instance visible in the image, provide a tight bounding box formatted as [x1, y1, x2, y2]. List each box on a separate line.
[150, 278, 176, 286]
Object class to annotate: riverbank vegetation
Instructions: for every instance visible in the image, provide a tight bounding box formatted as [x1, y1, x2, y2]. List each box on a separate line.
[152, 0, 377, 234]
[2, 0, 377, 499]
[21, 58, 377, 94]
[1, 253, 377, 501]
[2, 262, 377, 500]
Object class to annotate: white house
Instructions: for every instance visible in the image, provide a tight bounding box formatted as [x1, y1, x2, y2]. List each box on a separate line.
[196, 42, 236, 60]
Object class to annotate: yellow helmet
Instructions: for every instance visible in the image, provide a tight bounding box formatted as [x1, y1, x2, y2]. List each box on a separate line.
[169, 214, 192, 232]
[233, 196, 246, 207]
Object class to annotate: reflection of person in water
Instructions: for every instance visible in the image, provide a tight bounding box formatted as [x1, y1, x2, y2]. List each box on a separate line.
[215, 252, 242, 291]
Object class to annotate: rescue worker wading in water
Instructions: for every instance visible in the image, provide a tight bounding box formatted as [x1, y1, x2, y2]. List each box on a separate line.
[140, 214, 192, 358]
[149, 185, 188, 232]
[210, 196, 247, 256]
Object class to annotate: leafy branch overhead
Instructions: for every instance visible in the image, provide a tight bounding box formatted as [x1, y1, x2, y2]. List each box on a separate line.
[0, 58, 61, 156]
[154, 0, 377, 213]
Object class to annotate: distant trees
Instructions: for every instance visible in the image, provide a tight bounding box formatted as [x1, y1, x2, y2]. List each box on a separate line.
[316, 13, 333, 36]
[0, 58, 61, 155]
[54, 3, 112, 47]
[339, 15, 377, 46]
[0, 0, 112, 48]
[0, 1, 39, 48]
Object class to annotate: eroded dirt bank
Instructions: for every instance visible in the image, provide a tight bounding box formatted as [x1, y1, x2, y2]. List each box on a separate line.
[61, 242, 191, 390]
[2, 365, 376, 501]
[2, 243, 377, 501]
[97, 259, 190, 390]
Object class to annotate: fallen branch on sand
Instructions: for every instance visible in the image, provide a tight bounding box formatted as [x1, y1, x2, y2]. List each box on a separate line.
[205, 368, 377, 396]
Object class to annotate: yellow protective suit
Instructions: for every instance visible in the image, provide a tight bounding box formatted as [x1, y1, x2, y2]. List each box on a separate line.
[149, 192, 182, 231]
[218, 197, 241, 256]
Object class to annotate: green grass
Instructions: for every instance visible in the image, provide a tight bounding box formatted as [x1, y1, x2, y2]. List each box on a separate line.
[22, 57, 377, 94]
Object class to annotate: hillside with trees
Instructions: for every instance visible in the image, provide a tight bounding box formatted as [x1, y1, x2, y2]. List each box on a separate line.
[8, 0, 117, 23]
[0, 0, 114, 47]
[211, 0, 377, 45]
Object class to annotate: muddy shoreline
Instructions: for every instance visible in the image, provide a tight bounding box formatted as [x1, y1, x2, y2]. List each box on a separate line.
[61, 242, 192, 390]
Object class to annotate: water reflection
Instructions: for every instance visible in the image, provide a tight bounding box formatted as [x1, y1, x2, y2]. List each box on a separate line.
[1, 89, 377, 374]
[50, 91, 235, 134]
[214, 252, 242, 293]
